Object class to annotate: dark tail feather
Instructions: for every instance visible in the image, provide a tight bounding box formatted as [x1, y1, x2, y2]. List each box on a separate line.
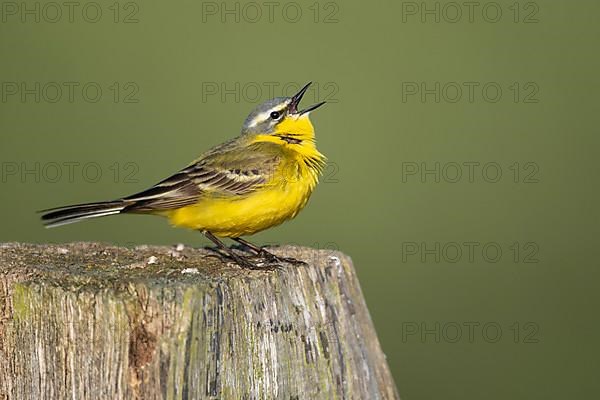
[40, 200, 129, 228]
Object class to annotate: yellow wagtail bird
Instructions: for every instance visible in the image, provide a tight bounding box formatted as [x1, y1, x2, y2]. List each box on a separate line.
[41, 82, 327, 269]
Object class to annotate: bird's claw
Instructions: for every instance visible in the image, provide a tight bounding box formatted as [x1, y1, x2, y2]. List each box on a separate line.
[232, 254, 283, 271]
[258, 250, 307, 266]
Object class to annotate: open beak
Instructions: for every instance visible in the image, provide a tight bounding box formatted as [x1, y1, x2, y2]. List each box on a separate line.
[289, 82, 327, 115]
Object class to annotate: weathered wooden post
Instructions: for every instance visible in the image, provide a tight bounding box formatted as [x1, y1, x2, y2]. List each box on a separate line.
[0, 242, 399, 399]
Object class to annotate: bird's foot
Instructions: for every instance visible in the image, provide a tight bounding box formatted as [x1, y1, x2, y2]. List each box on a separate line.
[258, 249, 307, 266]
[233, 255, 272, 270]
[205, 248, 279, 271]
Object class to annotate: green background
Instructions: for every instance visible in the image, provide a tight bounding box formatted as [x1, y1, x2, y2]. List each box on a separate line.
[1, 1, 599, 398]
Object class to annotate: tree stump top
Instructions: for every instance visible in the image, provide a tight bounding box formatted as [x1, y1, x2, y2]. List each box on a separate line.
[0, 242, 399, 400]
[0, 242, 340, 286]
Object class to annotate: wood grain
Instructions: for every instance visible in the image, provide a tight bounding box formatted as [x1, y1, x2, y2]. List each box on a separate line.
[0, 242, 399, 399]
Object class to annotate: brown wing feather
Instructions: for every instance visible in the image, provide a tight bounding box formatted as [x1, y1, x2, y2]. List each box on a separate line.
[123, 141, 281, 212]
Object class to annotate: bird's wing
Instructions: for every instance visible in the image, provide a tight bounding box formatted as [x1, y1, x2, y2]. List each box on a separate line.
[122, 142, 281, 212]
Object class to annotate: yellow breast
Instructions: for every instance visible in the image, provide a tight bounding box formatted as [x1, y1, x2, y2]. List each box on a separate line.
[167, 155, 322, 237]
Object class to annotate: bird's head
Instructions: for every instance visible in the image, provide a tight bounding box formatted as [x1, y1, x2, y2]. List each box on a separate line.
[241, 82, 326, 145]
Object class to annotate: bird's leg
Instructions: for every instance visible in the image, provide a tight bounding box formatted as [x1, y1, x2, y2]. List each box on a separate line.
[231, 237, 262, 253]
[202, 231, 265, 270]
[232, 237, 307, 266]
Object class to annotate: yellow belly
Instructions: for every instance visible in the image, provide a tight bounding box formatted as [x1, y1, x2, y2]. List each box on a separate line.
[166, 179, 314, 237]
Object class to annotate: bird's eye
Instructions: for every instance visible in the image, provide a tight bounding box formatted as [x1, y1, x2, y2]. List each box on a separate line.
[270, 111, 281, 120]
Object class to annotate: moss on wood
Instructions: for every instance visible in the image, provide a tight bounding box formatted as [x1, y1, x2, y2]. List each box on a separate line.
[0, 242, 399, 399]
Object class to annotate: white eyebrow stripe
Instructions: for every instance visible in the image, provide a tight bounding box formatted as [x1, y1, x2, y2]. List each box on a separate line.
[247, 106, 286, 128]
[248, 111, 270, 127]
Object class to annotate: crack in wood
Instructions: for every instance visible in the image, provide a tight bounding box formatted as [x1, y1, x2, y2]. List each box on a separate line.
[0, 243, 400, 400]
